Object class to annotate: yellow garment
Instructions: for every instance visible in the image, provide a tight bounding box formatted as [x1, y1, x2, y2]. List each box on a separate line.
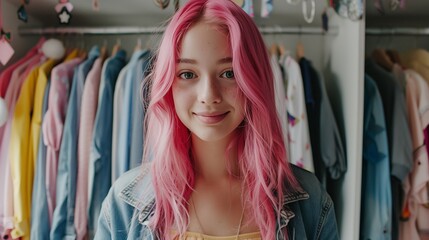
[173, 231, 262, 240]
[401, 49, 429, 82]
[65, 48, 80, 62]
[9, 59, 56, 239]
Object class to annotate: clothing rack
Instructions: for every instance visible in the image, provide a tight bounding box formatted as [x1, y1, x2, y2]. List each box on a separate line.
[18, 26, 338, 36]
[366, 27, 429, 36]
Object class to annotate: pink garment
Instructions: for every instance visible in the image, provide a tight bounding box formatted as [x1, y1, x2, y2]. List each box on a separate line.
[0, 38, 44, 97]
[400, 69, 429, 240]
[42, 58, 82, 225]
[0, 55, 44, 235]
[74, 57, 104, 240]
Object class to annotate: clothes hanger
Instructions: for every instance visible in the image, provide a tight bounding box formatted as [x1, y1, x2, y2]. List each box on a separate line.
[153, 0, 169, 9]
[386, 49, 402, 66]
[134, 38, 142, 52]
[100, 39, 108, 60]
[372, 48, 394, 72]
[111, 38, 121, 57]
[296, 26, 305, 60]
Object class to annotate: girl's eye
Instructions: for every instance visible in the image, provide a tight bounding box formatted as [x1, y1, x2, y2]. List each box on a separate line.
[178, 71, 196, 80]
[221, 70, 235, 79]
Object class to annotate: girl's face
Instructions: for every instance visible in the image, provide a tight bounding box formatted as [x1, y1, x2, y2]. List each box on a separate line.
[172, 21, 245, 143]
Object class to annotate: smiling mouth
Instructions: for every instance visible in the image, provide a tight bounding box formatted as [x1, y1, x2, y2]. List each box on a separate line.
[193, 112, 229, 124]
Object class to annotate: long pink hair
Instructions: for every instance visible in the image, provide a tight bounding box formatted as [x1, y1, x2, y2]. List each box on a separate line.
[143, 0, 300, 239]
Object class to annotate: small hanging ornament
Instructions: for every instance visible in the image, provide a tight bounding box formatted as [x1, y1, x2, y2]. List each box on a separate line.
[0, 35, 14, 65]
[58, 6, 72, 24]
[322, 9, 329, 32]
[17, 4, 28, 22]
[56, 0, 73, 24]
[0, 29, 11, 41]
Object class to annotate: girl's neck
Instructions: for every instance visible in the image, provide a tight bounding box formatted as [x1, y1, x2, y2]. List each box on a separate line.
[191, 133, 240, 182]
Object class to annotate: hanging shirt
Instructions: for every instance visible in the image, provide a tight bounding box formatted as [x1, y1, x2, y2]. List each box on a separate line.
[365, 59, 413, 183]
[129, 54, 152, 170]
[111, 64, 130, 183]
[361, 75, 392, 240]
[317, 69, 346, 183]
[42, 50, 82, 226]
[87, 49, 126, 239]
[280, 55, 314, 172]
[50, 46, 99, 240]
[299, 58, 322, 179]
[115, 50, 149, 179]
[270, 54, 289, 161]
[30, 80, 51, 240]
[400, 69, 429, 240]
[9, 58, 57, 240]
[74, 56, 105, 240]
[0, 54, 45, 239]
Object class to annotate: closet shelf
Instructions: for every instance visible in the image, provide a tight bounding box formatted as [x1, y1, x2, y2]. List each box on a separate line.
[18, 26, 338, 36]
[366, 27, 429, 36]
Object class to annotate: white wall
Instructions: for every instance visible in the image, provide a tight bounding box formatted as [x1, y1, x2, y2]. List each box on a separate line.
[0, 1, 41, 72]
[324, 12, 365, 240]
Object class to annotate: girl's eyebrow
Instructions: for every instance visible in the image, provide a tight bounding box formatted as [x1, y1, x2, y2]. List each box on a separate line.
[176, 57, 232, 64]
[217, 57, 232, 64]
[177, 58, 197, 64]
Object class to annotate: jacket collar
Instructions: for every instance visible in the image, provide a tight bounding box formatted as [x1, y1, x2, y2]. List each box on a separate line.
[119, 165, 309, 225]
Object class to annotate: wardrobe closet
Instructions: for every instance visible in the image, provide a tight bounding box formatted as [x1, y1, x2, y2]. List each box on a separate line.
[2, 0, 426, 239]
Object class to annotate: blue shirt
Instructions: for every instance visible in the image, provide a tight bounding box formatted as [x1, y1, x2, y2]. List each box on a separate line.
[50, 46, 100, 240]
[30, 80, 51, 240]
[361, 75, 392, 240]
[114, 50, 150, 180]
[129, 54, 152, 170]
[87, 50, 127, 239]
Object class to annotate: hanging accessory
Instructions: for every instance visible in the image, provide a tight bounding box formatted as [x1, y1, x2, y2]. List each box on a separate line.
[0, 0, 15, 66]
[153, 0, 169, 9]
[58, 7, 72, 24]
[17, 4, 28, 23]
[322, 9, 329, 32]
[56, 0, 73, 24]
[302, 0, 315, 23]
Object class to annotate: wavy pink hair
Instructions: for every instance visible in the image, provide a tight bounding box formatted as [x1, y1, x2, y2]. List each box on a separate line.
[143, 0, 300, 239]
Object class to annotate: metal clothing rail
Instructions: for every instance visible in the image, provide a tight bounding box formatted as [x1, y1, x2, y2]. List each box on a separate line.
[366, 27, 429, 36]
[18, 26, 338, 36]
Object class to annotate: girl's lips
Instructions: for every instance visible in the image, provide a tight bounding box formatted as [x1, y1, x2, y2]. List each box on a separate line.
[194, 112, 229, 124]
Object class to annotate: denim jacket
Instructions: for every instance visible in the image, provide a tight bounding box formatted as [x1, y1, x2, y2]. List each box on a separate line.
[94, 163, 339, 240]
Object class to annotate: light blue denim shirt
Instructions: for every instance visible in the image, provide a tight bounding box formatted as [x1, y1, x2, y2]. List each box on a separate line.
[114, 50, 150, 180]
[50, 46, 100, 240]
[129, 54, 152, 170]
[361, 75, 392, 239]
[30, 80, 51, 240]
[94, 163, 339, 240]
[87, 49, 127, 239]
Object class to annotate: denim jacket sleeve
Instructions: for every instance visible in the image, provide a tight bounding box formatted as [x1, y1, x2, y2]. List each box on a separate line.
[286, 165, 340, 240]
[94, 166, 148, 240]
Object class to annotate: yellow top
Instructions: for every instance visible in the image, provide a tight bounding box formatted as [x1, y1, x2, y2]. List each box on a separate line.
[173, 231, 262, 240]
